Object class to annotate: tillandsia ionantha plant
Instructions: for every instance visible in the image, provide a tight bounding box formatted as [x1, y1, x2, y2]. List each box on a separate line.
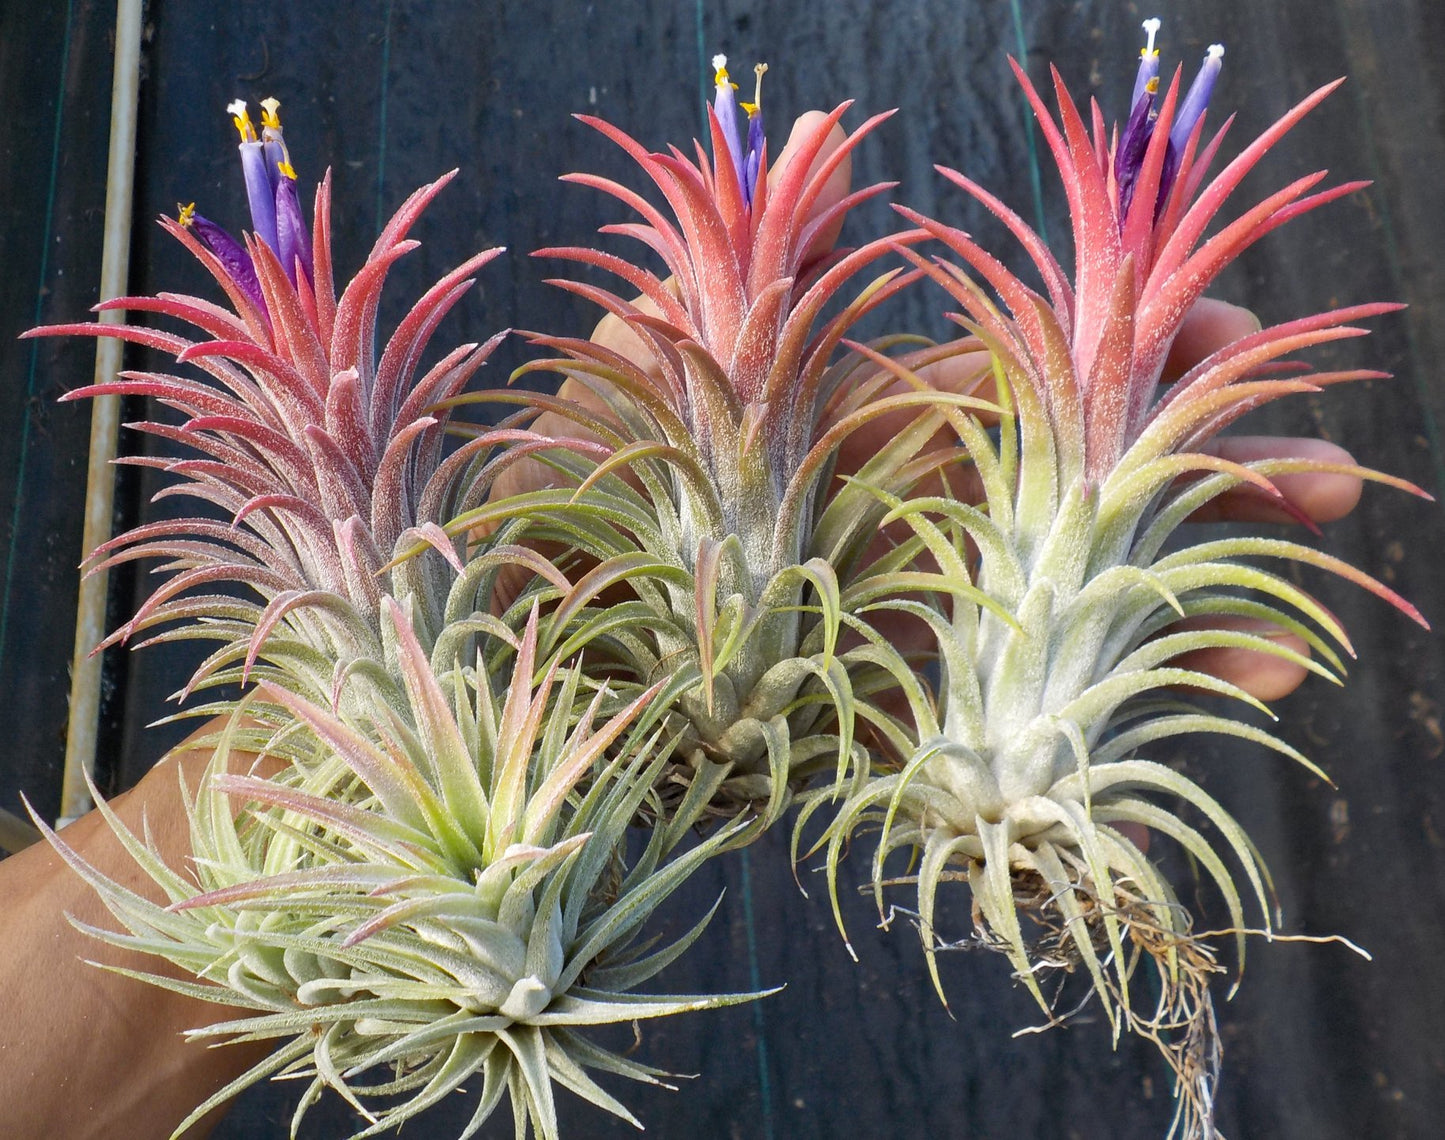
[804, 19, 1430, 1137]
[27, 99, 760, 1138]
[25, 96, 516, 706]
[35, 603, 755, 1139]
[22, 25, 1430, 1140]
[480, 56, 993, 830]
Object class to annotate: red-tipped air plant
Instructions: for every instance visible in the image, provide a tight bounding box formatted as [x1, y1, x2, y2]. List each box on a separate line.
[29, 98, 761, 1139]
[476, 58, 993, 826]
[20, 30, 1431, 1140]
[806, 21, 1431, 1139]
[24, 99, 525, 704]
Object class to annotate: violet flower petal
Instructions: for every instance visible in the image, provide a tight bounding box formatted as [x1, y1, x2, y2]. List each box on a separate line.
[1114, 84, 1156, 220]
[743, 114, 764, 209]
[711, 54, 747, 192]
[237, 140, 281, 253]
[259, 97, 289, 205]
[1130, 17, 1162, 110]
[186, 210, 266, 315]
[1168, 43, 1225, 154]
[740, 62, 767, 209]
[275, 175, 314, 289]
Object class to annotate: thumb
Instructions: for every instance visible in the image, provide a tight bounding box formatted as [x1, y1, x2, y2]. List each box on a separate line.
[770, 110, 852, 262]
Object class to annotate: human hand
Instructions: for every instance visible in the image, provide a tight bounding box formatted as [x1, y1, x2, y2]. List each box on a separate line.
[0, 726, 279, 1139]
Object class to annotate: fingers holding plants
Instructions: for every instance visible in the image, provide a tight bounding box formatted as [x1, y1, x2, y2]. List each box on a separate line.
[834, 339, 994, 488]
[1166, 614, 1318, 704]
[771, 110, 852, 263]
[1162, 297, 1262, 383]
[1156, 436, 1363, 702]
[1193, 435, 1364, 525]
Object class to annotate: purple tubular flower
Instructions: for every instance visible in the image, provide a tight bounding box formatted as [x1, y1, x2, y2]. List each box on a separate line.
[261, 100, 312, 286]
[711, 55, 747, 192]
[1114, 79, 1156, 219]
[263, 137, 287, 182]
[1168, 43, 1225, 153]
[179, 204, 266, 314]
[238, 142, 280, 251]
[223, 98, 313, 290]
[743, 111, 764, 207]
[1115, 19, 1164, 221]
[275, 174, 314, 288]
[740, 62, 767, 208]
[230, 101, 280, 253]
[1111, 22, 1226, 226]
[1130, 17, 1162, 110]
[1158, 44, 1224, 214]
[259, 98, 291, 197]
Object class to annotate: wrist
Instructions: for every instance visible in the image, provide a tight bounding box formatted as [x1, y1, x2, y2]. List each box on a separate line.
[0, 719, 280, 1139]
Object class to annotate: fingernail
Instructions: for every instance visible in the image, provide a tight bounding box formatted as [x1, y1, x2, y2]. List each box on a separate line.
[1220, 298, 1263, 334]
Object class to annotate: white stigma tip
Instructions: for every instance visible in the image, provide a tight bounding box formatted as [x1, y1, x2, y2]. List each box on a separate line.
[1206, 43, 1225, 60]
[1142, 17, 1161, 53]
[226, 98, 248, 118]
[712, 53, 728, 71]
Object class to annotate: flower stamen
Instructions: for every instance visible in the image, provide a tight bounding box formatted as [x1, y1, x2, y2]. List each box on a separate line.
[1131, 16, 1163, 110]
[228, 98, 258, 143]
[740, 62, 768, 207]
[258, 96, 295, 179]
[712, 53, 747, 191]
[711, 54, 769, 209]
[741, 61, 767, 116]
[1114, 21, 1225, 226]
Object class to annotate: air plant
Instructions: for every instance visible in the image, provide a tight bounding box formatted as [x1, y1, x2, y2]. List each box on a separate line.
[25, 98, 518, 708]
[805, 20, 1429, 1136]
[25, 27, 1427, 1140]
[36, 604, 754, 1139]
[477, 58, 992, 828]
[30, 100, 754, 1137]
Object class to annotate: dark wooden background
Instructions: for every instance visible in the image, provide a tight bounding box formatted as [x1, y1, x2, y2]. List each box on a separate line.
[2, 1, 1442, 1137]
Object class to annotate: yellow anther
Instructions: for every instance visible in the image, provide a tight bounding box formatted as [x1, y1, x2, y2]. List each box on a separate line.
[711, 52, 739, 90]
[277, 159, 297, 180]
[259, 96, 282, 132]
[177, 202, 196, 227]
[227, 98, 256, 142]
[1141, 16, 1161, 58]
[1145, 76, 1160, 95]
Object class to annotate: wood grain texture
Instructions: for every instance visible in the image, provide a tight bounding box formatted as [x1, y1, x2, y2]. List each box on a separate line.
[1, 0, 1441, 1136]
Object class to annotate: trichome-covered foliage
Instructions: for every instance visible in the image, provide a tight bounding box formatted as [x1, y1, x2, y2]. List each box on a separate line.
[477, 57, 995, 830]
[26, 25, 1428, 1140]
[28, 99, 761, 1139]
[801, 22, 1427, 1137]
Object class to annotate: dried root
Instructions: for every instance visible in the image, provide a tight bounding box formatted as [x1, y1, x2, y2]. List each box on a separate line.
[888, 864, 1230, 1140]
